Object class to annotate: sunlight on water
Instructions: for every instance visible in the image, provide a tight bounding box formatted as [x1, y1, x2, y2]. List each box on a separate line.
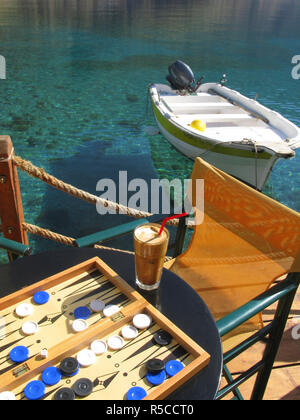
[0, 0, 299, 262]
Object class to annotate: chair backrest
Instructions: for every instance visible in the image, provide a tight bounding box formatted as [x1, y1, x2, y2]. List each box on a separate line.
[170, 158, 300, 336]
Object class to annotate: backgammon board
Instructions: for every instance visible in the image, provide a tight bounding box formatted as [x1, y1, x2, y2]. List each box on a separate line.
[0, 257, 210, 400]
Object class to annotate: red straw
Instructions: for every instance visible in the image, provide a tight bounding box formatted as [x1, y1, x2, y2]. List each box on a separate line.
[158, 212, 188, 236]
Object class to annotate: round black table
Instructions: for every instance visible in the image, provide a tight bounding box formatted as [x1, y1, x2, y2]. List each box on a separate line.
[0, 248, 223, 400]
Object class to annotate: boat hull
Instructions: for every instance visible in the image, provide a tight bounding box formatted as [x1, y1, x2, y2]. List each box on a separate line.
[153, 104, 278, 191]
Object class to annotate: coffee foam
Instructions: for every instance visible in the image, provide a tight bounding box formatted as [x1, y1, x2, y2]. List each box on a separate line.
[135, 225, 167, 243]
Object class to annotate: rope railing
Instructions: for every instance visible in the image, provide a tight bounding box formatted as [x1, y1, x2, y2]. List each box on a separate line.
[23, 222, 135, 254]
[22, 222, 173, 261]
[0, 136, 184, 259]
[13, 155, 194, 229]
[13, 155, 149, 219]
[22, 222, 76, 247]
[11, 153, 189, 261]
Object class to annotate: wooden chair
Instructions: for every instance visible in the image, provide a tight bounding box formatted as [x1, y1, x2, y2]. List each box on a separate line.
[76, 157, 300, 400]
[166, 157, 300, 399]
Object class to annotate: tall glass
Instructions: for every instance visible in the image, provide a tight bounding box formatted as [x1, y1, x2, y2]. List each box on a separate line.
[134, 223, 169, 291]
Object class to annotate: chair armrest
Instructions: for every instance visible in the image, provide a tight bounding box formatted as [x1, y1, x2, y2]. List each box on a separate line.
[216, 273, 300, 337]
[0, 237, 32, 257]
[74, 214, 167, 248]
[75, 219, 148, 248]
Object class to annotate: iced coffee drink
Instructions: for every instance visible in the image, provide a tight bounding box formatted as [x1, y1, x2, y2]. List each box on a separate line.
[134, 223, 169, 290]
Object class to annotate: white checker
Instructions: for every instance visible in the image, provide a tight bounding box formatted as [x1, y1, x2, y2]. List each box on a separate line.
[103, 304, 120, 318]
[121, 325, 138, 340]
[15, 303, 34, 318]
[132, 313, 152, 329]
[0, 391, 16, 400]
[72, 319, 88, 333]
[107, 335, 125, 350]
[90, 340, 107, 355]
[22, 321, 39, 335]
[90, 299, 105, 313]
[77, 349, 97, 367]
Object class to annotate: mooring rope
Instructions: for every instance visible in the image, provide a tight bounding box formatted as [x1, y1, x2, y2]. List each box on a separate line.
[13, 155, 193, 229]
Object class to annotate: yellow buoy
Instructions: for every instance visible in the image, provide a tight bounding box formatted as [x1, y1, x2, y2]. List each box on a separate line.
[190, 119, 206, 132]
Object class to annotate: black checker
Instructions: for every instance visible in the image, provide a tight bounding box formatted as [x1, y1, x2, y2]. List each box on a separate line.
[53, 387, 75, 400]
[153, 330, 172, 346]
[146, 358, 165, 373]
[72, 378, 94, 397]
[60, 357, 79, 376]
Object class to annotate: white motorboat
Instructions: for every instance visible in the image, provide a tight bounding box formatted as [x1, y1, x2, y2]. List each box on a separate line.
[149, 61, 300, 190]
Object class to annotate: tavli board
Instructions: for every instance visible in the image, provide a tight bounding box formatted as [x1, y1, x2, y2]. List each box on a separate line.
[0, 257, 210, 400]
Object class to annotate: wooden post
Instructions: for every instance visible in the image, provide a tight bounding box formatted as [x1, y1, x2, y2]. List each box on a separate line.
[0, 136, 28, 260]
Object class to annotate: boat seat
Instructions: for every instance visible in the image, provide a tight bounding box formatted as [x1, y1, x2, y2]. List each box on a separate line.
[205, 121, 254, 128]
[167, 104, 248, 116]
[166, 102, 236, 111]
[179, 114, 255, 122]
[202, 113, 254, 120]
[175, 114, 260, 129]
[168, 102, 234, 107]
[163, 94, 228, 103]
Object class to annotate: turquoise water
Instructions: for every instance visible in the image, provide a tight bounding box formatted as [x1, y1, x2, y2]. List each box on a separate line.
[0, 0, 299, 261]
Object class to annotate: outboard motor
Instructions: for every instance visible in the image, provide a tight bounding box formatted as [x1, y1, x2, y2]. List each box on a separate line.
[166, 60, 195, 91]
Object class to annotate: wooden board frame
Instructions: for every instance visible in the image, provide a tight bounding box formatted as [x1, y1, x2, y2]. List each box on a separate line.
[0, 257, 143, 311]
[0, 257, 210, 400]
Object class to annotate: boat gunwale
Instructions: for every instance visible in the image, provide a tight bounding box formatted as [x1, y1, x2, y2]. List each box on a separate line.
[151, 97, 273, 160]
[149, 83, 297, 158]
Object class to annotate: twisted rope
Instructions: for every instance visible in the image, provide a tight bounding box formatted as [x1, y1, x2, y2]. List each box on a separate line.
[14, 156, 149, 219]
[23, 223, 76, 246]
[14, 154, 190, 261]
[22, 222, 172, 261]
[13, 155, 194, 229]
[22, 222, 135, 254]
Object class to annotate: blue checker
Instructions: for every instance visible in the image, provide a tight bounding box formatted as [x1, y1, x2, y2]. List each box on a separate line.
[24, 380, 45, 400]
[74, 306, 91, 320]
[33, 291, 50, 305]
[146, 369, 166, 386]
[126, 386, 147, 400]
[9, 346, 29, 363]
[165, 360, 184, 377]
[41, 367, 62, 386]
